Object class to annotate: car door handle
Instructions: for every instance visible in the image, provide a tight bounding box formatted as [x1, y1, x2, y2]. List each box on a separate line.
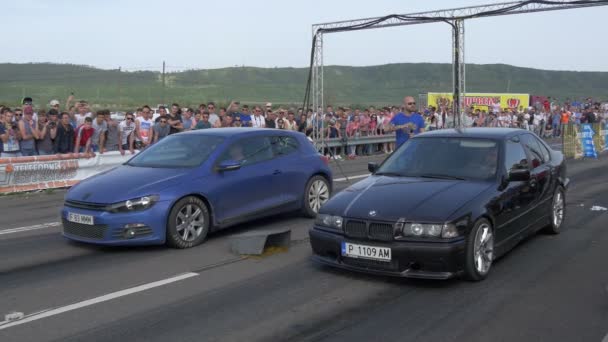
[273, 170, 282, 175]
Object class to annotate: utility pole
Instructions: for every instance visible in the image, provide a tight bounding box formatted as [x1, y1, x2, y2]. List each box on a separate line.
[162, 61, 166, 105]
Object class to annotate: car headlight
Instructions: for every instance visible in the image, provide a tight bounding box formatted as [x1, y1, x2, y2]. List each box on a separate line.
[394, 221, 458, 239]
[315, 214, 343, 230]
[108, 195, 160, 213]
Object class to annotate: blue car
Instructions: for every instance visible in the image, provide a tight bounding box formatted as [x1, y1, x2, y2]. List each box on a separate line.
[61, 128, 332, 248]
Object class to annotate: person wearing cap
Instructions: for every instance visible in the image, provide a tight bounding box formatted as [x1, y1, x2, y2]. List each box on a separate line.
[49, 99, 61, 111]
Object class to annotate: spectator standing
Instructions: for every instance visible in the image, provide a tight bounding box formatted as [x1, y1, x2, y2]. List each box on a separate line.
[207, 102, 221, 127]
[91, 111, 108, 153]
[265, 111, 277, 128]
[167, 103, 183, 134]
[54, 113, 75, 154]
[36, 109, 59, 155]
[119, 113, 137, 153]
[19, 106, 40, 156]
[251, 107, 266, 128]
[74, 117, 95, 153]
[194, 112, 212, 129]
[285, 110, 298, 131]
[154, 106, 168, 123]
[104, 115, 122, 153]
[153, 117, 170, 143]
[1, 110, 21, 157]
[72, 101, 92, 127]
[182, 108, 195, 130]
[388, 96, 425, 148]
[137, 106, 154, 148]
[239, 105, 252, 127]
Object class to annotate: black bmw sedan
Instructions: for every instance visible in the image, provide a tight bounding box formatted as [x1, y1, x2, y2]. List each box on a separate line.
[309, 128, 569, 281]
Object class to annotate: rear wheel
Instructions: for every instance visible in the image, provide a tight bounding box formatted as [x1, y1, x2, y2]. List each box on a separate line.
[302, 176, 331, 218]
[544, 187, 565, 234]
[166, 196, 210, 249]
[464, 218, 494, 281]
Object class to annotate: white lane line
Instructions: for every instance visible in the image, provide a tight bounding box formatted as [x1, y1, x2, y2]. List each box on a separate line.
[0, 272, 199, 330]
[0, 222, 61, 235]
[334, 174, 369, 182]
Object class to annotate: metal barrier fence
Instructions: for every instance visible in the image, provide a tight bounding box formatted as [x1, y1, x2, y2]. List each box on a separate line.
[562, 123, 608, 159]
[320, 134, 396, 149]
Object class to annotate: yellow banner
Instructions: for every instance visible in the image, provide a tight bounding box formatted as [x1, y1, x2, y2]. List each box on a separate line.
[427, 92, 530, 112]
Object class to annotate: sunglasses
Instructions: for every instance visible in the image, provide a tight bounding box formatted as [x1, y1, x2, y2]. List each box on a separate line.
[160, 120, 167, 123]
[126, 117, 134, 121]
[407, 102, 416, 105]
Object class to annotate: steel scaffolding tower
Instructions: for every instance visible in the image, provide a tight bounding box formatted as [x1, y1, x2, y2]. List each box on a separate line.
[309, 0, 608, 141]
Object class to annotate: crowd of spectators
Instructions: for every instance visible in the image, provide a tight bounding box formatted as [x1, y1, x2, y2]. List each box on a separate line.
[1, 95, 606, 160]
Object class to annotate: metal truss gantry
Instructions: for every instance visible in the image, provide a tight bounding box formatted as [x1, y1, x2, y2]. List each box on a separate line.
[310, 0, 608, 136]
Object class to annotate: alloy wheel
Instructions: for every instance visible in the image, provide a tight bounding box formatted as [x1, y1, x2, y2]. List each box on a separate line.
[473, 223, 494, 275]
[175, 204, 205, 242]
[309, 180, 330, 213]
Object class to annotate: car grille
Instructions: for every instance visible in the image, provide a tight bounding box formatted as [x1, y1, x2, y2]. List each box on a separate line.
[344, 220, 367, 239]
[342, 257, 399, 271]
[62, 219, 107, 240]
[344, 220, 395, 241]
[64, 200, 108, 211]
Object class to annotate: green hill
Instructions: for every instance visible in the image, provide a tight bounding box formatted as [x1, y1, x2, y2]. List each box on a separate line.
[0, 62, 606, 110]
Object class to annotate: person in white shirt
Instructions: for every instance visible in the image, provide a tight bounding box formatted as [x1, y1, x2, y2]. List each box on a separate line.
[206, 102, 221, 127]
[250, 106, 266, 128]
[119, 112, 137, 154]
[136, 106, 154, 148]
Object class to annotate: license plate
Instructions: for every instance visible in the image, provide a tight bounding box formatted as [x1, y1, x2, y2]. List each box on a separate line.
[67, 212, 94, 225]
[341, 242, 391, 262]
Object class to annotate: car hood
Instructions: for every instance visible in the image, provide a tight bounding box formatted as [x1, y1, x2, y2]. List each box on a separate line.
[322, 175, 493, 222]
[66, 165, 191, 204]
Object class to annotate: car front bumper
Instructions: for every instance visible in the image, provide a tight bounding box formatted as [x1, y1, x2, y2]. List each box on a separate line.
[309, 227, 466, 280]
[60, 201, 172, 246]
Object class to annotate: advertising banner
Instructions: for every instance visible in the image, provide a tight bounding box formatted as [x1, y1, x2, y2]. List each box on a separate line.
[427, 92, 530, 112]
[579, 124, 598, 159]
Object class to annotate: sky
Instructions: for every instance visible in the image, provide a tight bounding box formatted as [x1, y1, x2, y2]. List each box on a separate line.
[3, 0, 608, 72]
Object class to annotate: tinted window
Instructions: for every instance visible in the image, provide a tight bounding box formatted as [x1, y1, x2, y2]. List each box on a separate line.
[219, 136, 274, 167]
[272, 136, 299, 156]
[504, 139, 529, 172]
[520, 134, 544, 166]
[535, 135, 551, 162]
[377, 137, 498, 180]
[127, 134, 224, 168]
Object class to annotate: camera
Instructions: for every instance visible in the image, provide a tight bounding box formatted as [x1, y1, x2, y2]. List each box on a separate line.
[49, 121, 56, 128]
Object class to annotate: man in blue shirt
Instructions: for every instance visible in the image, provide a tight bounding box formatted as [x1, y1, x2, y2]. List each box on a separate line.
[389, 96, 426, 148]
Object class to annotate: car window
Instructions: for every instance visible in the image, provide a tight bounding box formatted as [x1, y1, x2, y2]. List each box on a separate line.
[376, 137, 499, 180]
[504, 139, 529, 172]
[520, 134, 544, 166]
[127, 134, 225, 168]
[219, 136, 274, 167]
[271, 136, 299, 156]
[534, 135, 551, 162]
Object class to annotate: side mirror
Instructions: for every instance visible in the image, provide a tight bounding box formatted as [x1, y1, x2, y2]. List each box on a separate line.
[368, 162, 379, 174]
[508, 168, 530, 182]
[217, 160, 242, 172]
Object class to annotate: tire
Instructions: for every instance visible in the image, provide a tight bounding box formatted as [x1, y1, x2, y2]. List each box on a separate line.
[463, 218, 494, 282]
[543, 186, 565, 235]
[166, 196, 210, 249]
[302, 175, 331, 218]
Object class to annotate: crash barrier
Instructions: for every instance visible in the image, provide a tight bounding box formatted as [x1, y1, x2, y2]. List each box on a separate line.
[562, 123, 608, 159]
[0, 151, 139, 194]
[319, 134, 396, 149]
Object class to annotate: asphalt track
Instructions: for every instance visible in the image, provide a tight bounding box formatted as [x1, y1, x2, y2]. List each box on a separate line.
[1, 147, 608, 342]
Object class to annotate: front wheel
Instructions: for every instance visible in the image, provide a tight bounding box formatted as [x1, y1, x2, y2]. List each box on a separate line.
[166, 196, 210, 249]
[302, 176, 331, 218]
[464, 218, 494, 281]
[544, 187, 565, 234]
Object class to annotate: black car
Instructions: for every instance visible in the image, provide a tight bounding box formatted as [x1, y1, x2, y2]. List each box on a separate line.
[309, 128, 569, 281]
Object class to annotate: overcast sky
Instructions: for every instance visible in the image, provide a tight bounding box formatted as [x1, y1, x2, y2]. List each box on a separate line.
[4, 0, 607, 72]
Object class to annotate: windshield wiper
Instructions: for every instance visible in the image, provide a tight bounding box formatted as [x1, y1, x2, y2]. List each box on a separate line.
[417, 173, 466, 180]
[374, 171, 405, 177]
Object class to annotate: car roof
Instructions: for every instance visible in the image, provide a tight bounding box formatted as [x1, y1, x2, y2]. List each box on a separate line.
[179, 127, 299, 138]
[417, 127, 527, 140]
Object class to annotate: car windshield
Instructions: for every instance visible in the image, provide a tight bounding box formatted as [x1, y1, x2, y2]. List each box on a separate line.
[126, 134, 225, 168]
[377, 137, 499, 181]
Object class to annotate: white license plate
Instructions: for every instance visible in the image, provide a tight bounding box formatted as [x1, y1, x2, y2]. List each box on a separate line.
[341, 242, 391, 262]
[67, 212, 94, 225]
